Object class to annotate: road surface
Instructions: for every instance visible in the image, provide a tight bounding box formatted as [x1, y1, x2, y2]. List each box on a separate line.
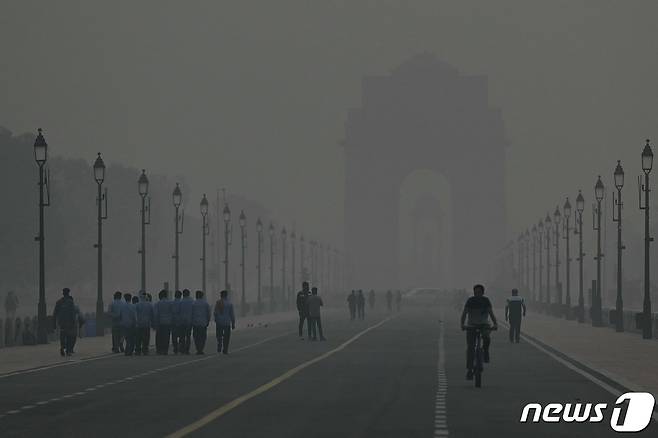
[0, 297, 655, 437]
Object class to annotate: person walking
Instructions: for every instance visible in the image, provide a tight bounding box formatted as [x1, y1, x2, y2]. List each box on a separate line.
[214, 290, 235, 355]
[347, 290, 357, 320]
[357, 290, 366, 320]
[505, 288, 526, 343]
[53, 288, 83, 356]
[296, 282, 311, 340]
[171, 290, 183, 354]
[119, 293, 137, 356]
[109, 291, 124, 353]
[191, 290, 211, 354]
[135, 291, 153, 355]
[153, 289, 173, 355]
[4, 290, 18, 320]
[179, 289, 194, 354]
[307, 287, 326, 341]
[368, 289, 376, 310]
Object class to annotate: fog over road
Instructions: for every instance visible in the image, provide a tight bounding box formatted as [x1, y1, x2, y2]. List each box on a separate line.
[1, 297, 655, 438]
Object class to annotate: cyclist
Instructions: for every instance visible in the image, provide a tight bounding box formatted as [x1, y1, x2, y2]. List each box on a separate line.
[460, 284, 498, 380]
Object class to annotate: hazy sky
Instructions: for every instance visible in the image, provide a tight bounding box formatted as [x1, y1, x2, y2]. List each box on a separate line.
[2, 0, 657, 247]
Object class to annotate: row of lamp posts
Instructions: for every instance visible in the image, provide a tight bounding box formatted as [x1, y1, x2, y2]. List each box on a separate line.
[514, 140, 654, 338]
[31, 127, 345, 341]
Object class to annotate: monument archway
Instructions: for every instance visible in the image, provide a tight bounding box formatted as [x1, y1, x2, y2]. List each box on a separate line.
[343, 54, 507, 289]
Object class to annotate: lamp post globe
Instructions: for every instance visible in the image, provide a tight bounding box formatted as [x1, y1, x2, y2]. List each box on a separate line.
[172, 183, 182, 208]
[576, 191, 585, 213]
[34, 128, 48, 164]
[93, 153, 105, 184]
[642, 139, 653, 175]
[223, 204, 231, 224]
[138, 169, 149, 197]
[200, 194, 209, 216]
[563, 198, 572, 219]
[595, 176, 605, 202]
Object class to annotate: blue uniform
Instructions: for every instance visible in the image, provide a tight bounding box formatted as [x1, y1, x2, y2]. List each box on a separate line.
[191, 298, 211, 354]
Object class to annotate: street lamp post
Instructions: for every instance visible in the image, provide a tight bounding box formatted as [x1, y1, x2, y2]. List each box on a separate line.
[538, 220, 544, 304]
[200, 195, 209, 293]
[256, 218, 263, 313]
[517, 234, 523, 288]
[138, 170, 150, 293]
[172, 183, 183, 291]
[300, 235, 306, 281]
[613, 160, 625, 332]
[291, 231, 296, 300]
[592, 176, 605, 327]
[269, 223, 275, 311]
[563, 198, 572, 317]
[525, 230, 530, 297]
[575, 191, 585, 323]
[545, 213, 552, 306]
[34, 129, 50, 344]
[639, 140, 653, 338]
[239, 210, 247, 316]
[532, 225, 537, 302]
[553, 206, 562, 310]
[281, 227, 287, 307]
[223, 204, 231, 291]
[93, 153, 108, 336]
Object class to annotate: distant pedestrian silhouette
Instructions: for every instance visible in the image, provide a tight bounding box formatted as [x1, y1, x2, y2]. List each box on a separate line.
[214, 290, 235, 354]
[347, 290, 357, 320]
[357, 290, 366, 320]
[505, 288, 526, 343]
[368, 289, 376, 310]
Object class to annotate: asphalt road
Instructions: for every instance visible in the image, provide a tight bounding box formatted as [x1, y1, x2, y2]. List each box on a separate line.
[0, 298, 655, 438]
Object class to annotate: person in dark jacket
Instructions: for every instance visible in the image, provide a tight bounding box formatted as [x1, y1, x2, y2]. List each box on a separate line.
[179, 289, 194, 354]
[171, 290, 183, 354]
[153, 289, 173, 354]
[214, 290, 235, 354]
[135, 291, 153, 355]
[191, 290, 211, 354]
[296, 282, 311, 339]
[347, 291, 357, 320]
[357, 290, 366, 320]
[53, 288, 83, 356]
[108, 291, 124, 353]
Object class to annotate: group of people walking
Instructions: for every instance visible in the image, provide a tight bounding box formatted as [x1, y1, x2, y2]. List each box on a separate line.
[108, 288, 235, 356]
[52, 288, 236, 357]
[347, 289, 402, 320]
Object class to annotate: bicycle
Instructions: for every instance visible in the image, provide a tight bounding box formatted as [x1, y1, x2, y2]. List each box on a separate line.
[470, 325, 497, 388]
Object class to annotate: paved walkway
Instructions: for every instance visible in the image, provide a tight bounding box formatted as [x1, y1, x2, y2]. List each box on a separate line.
[0, 311, 301, 376]
[502, 308, 658, 400]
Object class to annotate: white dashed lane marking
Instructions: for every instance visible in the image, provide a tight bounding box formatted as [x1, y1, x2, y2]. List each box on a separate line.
[434, 316, 450, 437]
[0, 332, 292, 419]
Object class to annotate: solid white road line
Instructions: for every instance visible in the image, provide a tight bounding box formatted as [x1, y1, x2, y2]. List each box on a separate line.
[164, 317, 393, 438]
